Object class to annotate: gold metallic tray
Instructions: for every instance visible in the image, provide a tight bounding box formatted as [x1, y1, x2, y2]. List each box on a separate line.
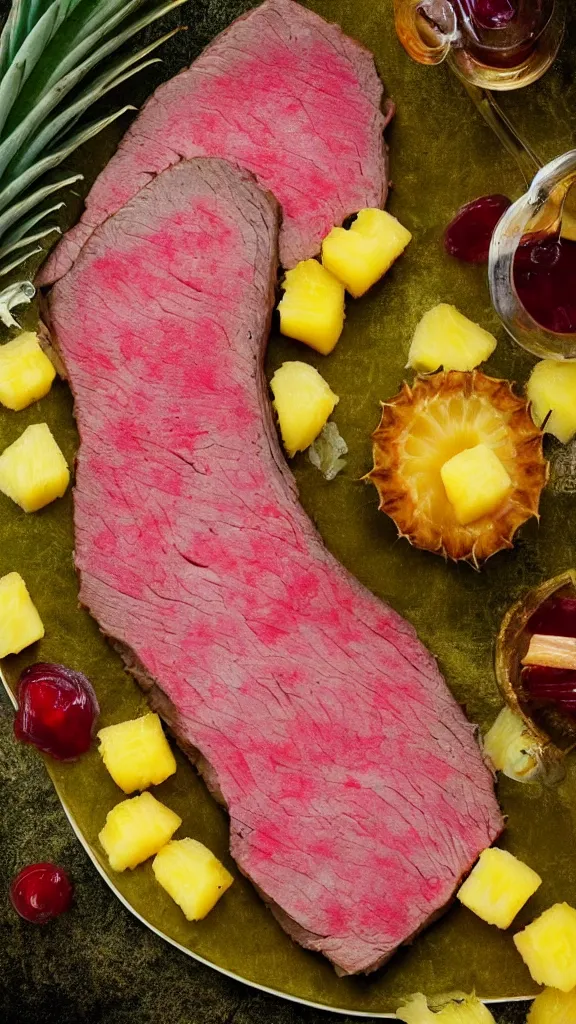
[3, 0, 576, 1014]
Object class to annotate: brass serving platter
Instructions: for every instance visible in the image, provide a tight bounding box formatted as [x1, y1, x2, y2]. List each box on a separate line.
[2, 0, 576, 1015]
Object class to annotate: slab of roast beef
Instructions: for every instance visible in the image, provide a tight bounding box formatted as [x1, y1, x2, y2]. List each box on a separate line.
[47, 156, 503, 975]
[39, 0, 392, 286]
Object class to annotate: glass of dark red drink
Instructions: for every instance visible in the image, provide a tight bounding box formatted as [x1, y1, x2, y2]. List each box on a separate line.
[394, 0, 564, 89]
[489, 150, 576, 359]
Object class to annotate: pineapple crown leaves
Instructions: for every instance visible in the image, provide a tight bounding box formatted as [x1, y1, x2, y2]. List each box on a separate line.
[0, 0, 186, 322]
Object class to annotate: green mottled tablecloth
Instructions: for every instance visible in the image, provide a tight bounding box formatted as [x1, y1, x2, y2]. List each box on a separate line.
[1, 0, 576, 1019]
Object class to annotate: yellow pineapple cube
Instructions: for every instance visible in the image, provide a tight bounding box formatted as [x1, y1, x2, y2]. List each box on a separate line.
[527, 359, 576, 443]
[483, 707, 541, 782]
[278, 259, 345, 355]
[528, 987, 576, 1024]
[0, 332, 56, 411]
[270, 361, 339, 457]
[407, 304, 497, 373]
[97, 713, 177, 794]
[457, 848, 541, 929]
[152, 838, 234, 921]
[514, 903, 576, 992]
[98, 791, 181, 872]
[440, 443, 512, 526]
[0, 423, 69, 512]
[322, 208, 411, 298]
[396, 992, 496, 1023]
[0, 571, 44, 659]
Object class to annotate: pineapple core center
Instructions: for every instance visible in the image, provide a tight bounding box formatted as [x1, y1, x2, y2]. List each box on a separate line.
[399, 394, 514, 521]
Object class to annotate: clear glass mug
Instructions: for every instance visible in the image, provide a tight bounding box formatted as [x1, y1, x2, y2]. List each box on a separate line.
[394, 0, 565, 89]
[489, 150, 576, 360]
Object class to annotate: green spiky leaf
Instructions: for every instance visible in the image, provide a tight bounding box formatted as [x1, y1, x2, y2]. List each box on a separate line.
[0, 0, 186, 320]
[0, 223, 60, 258]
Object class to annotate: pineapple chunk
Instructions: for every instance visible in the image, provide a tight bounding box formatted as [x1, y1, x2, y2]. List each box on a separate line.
[270, 361, 339, 457]
[407, 304, 497, 373]
[98, 791, 181, 872]
[457, 848, 541, 929]
[514, 903, 576, 992]
[0, 423, 70, 512]
[0, 571, 44, 659]
[152, 838, 234, 920]
[440, 443, 512, 526]
[396, 992, 496, 1023]
[322, 208, 412, 298]
[483, 707, 542, 783]
[278, 259, 345, 355]
[97, 713, 177, 794]
[0, 332, 56, 411]
[528, 987, 576, 1024]
[527, 359, 576, 444]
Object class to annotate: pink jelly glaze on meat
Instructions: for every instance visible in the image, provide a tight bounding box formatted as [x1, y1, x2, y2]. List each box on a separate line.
[39, 0, 391, 285]
[48, 158, 502, 975]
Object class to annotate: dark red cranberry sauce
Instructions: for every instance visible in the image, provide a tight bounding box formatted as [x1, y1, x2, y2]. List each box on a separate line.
[524, 665, 576, 717]
[446, 192, 576, 334]
[14, 663, 99, 761]
[513, 233, 576, 335]
[458, 0, 517, 32]
[523, 598, 576, 718]
[10, 863, 73, 924]
[452, 0, 554, 67]
[527, 597, 576, 638]
[444, 194, 511, 263]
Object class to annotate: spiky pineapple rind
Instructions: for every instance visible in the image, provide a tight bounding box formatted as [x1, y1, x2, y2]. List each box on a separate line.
[367, 371, 548, 565]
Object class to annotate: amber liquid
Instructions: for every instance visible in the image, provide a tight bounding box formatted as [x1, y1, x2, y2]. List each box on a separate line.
[514, 233, 576, 334]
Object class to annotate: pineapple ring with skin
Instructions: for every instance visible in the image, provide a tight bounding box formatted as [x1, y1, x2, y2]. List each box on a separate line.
[367, 371, 548, 565]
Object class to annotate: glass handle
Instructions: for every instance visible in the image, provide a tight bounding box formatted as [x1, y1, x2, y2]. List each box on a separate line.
[459, 81, 543, 188]
[489, 150, 576, 360]
[393, 0, 459, 65]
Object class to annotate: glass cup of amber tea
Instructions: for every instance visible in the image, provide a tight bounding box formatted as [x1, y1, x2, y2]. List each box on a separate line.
[489, 150, 576, 360]
[394, 0, 564, 89]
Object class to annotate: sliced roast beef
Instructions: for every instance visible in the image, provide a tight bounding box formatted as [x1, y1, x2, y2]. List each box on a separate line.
[48, 157, 503, 975]
[39, 0, 392, 285]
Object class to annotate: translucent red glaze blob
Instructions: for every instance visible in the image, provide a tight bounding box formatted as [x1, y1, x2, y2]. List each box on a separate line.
[444, 194, 511, 263]
[10, 862, 73, 924]
[14, 663, 99, 761]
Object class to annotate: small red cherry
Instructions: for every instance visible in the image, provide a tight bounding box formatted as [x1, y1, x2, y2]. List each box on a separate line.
[10, 862, 73, 924]
[444, 194, 511, 263]
[14, 662, 99, 761]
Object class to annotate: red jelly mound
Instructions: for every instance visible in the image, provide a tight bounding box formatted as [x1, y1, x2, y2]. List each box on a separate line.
[445, 194, 511, 263]
[14, 662, 99, 760]
[10, 862, 73, 924]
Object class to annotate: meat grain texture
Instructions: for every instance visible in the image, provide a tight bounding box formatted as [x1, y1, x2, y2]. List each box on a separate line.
[48, 156, 503, 975]
[39, 0, 392, 284]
